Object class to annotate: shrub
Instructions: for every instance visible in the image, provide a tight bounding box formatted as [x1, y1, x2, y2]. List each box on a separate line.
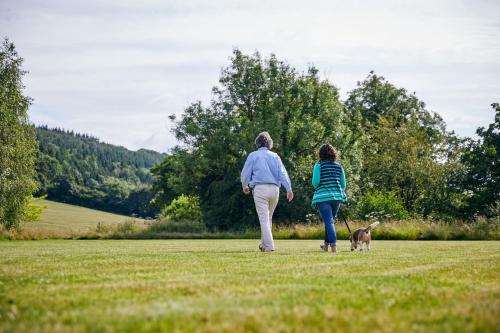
[160, 195, 202, 222]
[22, 195, 47, 223]
[356, 191, 410, 220]
[485, 200, 500, 218]
[469, 216, 500, 240]
[115, 219, 139, 234]
[95, 222, 111, 233]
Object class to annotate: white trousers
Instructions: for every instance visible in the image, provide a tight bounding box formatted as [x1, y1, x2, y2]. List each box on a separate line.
[253, 184, 279, 251]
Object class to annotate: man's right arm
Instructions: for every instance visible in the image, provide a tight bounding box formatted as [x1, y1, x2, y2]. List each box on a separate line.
[340, 166, 346, 191]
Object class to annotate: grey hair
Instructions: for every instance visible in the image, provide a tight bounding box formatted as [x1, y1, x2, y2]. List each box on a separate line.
[255, 131, 273, 149]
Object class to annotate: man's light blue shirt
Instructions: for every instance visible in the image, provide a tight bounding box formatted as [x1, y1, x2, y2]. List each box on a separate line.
[240, 147, 292, 192]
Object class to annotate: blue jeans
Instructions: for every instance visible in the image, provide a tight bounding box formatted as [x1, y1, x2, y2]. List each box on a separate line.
[317, 201, 341, 245]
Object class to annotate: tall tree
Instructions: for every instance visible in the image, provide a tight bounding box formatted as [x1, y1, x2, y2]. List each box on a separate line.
[345, 72, 463, 217]
[462, 103, 500, 217]
[0, 39, 38, 229]
[159, 50, 362, 230]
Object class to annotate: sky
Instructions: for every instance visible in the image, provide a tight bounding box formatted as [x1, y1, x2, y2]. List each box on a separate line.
[1, 0, 499, 152]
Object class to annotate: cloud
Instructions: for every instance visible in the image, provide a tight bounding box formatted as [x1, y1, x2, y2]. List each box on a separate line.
[1, 0, 499, 152]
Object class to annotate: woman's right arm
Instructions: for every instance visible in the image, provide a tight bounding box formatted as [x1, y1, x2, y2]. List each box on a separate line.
[311, 163, 321, 189]
[339, 165, 347, 193]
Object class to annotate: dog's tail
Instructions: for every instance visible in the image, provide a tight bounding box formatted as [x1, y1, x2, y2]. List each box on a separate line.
[365, 221, 380, 231]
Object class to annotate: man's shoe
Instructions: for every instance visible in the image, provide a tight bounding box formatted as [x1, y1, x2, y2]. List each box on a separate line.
[320, 243, 329, 252]
[259, 244, 275, 252]
[330, 244, 337, 253]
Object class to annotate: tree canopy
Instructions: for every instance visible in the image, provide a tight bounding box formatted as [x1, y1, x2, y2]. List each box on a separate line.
[461, 103, 500, 217]
[345, 72, 464, 218]
[152, 51, 496, 227]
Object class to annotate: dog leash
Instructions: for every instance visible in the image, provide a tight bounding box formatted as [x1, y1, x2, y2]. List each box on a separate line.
[338, 208, 352, 235]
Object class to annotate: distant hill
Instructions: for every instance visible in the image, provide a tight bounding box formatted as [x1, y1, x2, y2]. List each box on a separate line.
[35, 126, 167, 217]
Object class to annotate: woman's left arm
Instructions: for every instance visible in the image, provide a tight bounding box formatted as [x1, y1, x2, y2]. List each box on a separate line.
[312, 163, 321, 189]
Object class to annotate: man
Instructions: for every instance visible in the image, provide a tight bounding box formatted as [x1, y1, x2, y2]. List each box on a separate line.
[241, 132, 293, 252]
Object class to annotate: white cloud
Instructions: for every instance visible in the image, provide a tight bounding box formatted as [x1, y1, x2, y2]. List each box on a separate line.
[1, 0, 499, 152]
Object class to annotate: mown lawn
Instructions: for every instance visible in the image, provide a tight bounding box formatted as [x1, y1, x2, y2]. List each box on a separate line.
[0, 240, 499, 333]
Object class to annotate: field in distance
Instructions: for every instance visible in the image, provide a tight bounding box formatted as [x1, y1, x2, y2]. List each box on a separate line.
[0, 239, 499, 332]
[25, 200, 143, 233]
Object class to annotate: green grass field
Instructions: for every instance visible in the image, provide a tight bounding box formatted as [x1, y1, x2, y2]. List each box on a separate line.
[24, 200, 141, 233]
[1, 240, 499, 332]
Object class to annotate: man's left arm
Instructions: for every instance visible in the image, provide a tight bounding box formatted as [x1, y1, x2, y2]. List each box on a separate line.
[277, 156, 293, 202]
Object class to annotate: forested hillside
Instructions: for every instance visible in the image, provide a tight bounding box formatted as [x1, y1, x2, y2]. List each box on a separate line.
[35, 126, 166, 217]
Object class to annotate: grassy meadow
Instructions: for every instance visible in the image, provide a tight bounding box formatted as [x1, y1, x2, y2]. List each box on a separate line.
[3, 200, 145, 239]
[1, 239, 499, 333]
[30, 200, 144, 231]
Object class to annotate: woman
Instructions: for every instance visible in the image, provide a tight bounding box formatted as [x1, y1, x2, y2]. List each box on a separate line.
[241, 132, 294, 252]
[312, 144, 347, 253]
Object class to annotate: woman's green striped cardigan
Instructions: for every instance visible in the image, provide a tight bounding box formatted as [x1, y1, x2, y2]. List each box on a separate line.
[311, 160, 347, 207]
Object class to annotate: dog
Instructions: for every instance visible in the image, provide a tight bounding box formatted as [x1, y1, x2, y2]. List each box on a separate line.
[350, 221, 380, 252]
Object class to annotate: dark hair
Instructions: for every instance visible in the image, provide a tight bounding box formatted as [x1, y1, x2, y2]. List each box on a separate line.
[318, 144, 337, 161]
[255, 131, 273, 149]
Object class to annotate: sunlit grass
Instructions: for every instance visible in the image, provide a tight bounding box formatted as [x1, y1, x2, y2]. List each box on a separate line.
[1, 200, 145, 239]
[1, 240, 499, 332]
[28, 200, 143, 231]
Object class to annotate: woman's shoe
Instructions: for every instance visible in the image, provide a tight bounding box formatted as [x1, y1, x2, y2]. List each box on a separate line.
[320, 243, 329, 252]
[330, 244, 337, 253]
